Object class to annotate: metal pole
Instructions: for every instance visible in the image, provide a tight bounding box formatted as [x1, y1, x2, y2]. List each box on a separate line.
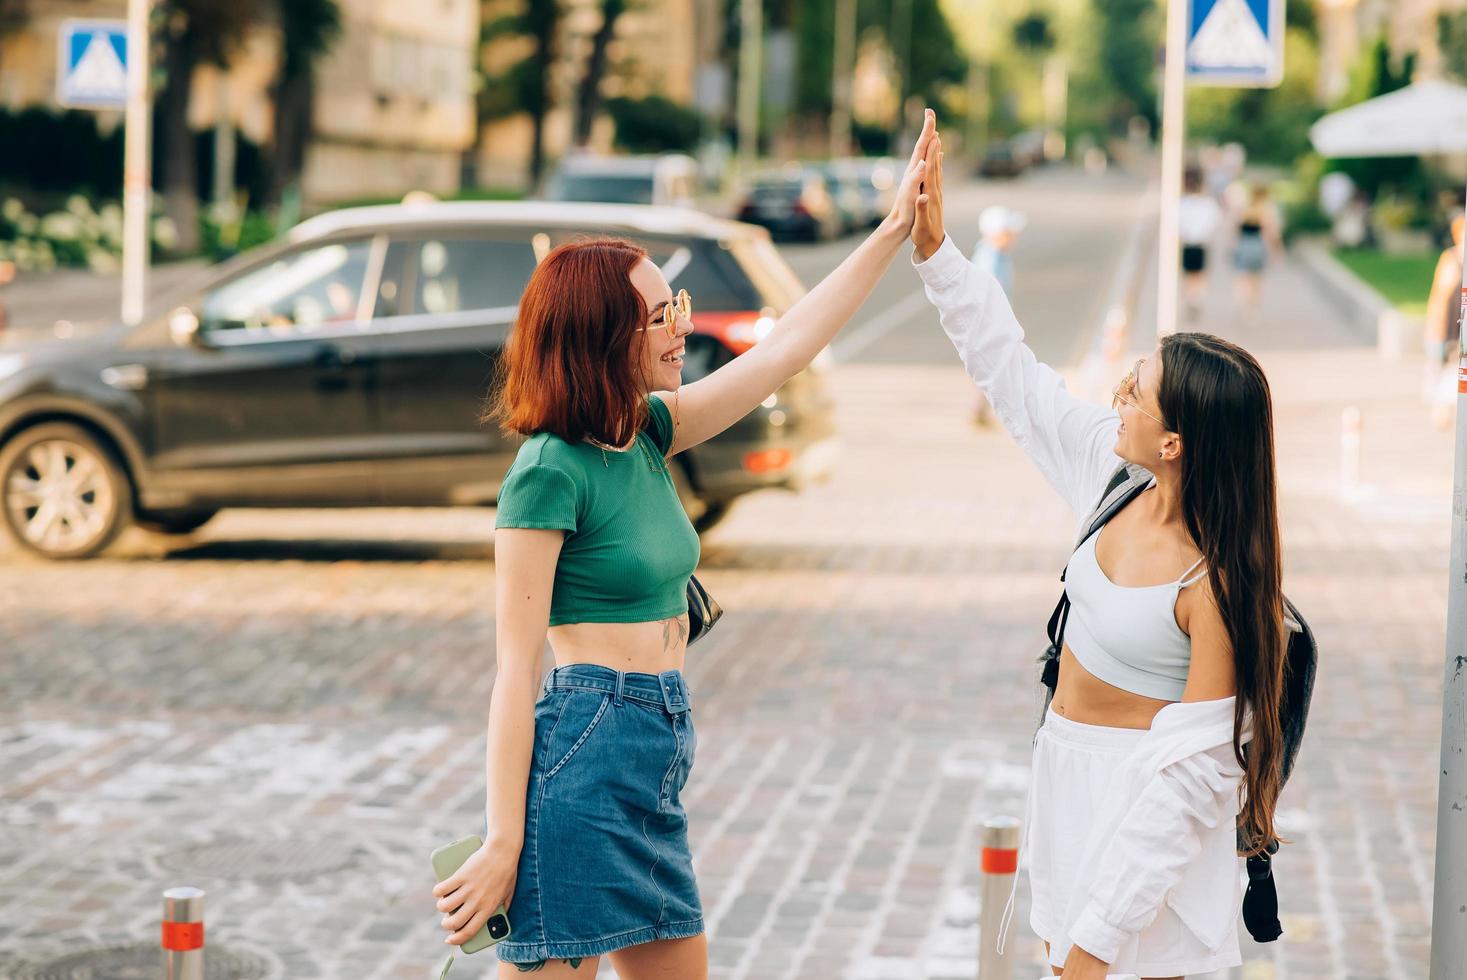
[1155, 0, 1188, 337]
[977, 816, 1018, 980]
[161, 886, 204, 980]
[1429, 190, 1467, 979]
[736, 0, 761, 173]
[122, 0, 151, 326]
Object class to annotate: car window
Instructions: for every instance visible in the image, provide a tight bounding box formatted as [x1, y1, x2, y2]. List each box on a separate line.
[551, 174, 655, 204]
[200, 240, 372, 338]
[377, 236, 537, 317]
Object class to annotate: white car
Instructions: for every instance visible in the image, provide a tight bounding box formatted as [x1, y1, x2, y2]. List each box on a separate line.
[545, 154, 699, 209]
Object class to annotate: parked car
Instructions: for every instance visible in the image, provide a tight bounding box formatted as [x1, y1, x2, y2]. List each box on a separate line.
[832, 157, 898, 229]
[808, 163, 867, 235]
[977, 142, 1026, 179]
[0, 202, 837, 559]
[545, 154, 699, 208]
[735, 169, 842, 241]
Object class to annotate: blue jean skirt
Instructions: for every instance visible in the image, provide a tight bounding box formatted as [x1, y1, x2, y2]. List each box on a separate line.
[495, 664, 704, 965]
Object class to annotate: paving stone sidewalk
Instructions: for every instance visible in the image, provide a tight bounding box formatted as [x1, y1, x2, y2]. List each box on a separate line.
[0, 255, 1457, 979]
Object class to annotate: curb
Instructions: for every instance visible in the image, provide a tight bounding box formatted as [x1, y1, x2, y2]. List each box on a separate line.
[1293, 239, 1426, 358]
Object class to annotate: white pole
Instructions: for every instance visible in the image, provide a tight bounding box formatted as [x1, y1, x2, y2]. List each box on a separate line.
[736, 0, 762, 173]
[1155, 0, 1188, 337]
[830, 0, 856, 159]
[122, 0, 152, 326]
[977, 816, 1019, 980]
[1429, 189, 1467, 978]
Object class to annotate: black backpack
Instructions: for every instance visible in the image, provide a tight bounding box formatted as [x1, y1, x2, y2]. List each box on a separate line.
[1038, 463, 1317, 945]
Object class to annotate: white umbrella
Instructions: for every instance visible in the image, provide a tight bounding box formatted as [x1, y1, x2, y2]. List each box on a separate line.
[1310, 79, 1467, 157]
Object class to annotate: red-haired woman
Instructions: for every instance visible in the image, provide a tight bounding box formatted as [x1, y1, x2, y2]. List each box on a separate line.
[432, 112, 939, 977]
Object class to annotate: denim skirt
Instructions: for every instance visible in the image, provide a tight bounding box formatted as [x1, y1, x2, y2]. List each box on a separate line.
[495, 664, 704, 965]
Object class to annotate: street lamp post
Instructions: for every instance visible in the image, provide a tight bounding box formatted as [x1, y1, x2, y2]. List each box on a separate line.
[1155, 0, 1188, 337]
[122, 0, 152, 326]
[1433, 188, 1467, 978]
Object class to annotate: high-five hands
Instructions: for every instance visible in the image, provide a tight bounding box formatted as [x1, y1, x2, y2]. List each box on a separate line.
[912, 118, 945, 261]
[883, 109, 938, 237]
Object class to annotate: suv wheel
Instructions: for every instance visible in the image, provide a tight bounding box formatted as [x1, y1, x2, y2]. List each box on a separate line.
[0, 422, 133, 559]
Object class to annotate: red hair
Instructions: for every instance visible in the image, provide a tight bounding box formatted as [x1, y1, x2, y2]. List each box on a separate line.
[489, 238, 650, 446]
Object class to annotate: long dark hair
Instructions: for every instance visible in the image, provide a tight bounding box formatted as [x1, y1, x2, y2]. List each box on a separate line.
[1157, 332, 1286, 856]
[489, 238, 650, 446]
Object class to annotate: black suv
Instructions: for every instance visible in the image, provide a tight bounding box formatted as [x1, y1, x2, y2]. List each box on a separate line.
[0, 202, 837, 559]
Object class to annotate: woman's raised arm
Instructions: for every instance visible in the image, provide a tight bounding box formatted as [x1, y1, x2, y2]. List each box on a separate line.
[660, 111, 940, 456]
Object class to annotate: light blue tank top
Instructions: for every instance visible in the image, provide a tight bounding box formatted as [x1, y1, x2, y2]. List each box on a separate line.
[1063, 527, 1207, 701]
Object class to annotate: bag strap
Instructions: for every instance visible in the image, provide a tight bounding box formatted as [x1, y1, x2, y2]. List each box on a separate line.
[1044, 466, 1150, 656]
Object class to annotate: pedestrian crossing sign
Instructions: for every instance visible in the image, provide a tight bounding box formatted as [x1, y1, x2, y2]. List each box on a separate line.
[57, 19, 128, 109]
[1187, 0, 1284, 88]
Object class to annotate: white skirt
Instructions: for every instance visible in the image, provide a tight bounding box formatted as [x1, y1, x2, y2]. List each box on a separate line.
[1024, 707, 1242, 978]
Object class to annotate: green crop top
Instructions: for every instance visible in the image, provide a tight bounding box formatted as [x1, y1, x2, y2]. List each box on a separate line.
[494, 396, 700, 626]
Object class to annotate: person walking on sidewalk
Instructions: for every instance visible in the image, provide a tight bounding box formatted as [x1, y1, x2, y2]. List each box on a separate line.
[968, 205, 1027, 428]
[1423, 214, 1464, 429]
[1178, 167, 1222, 325]
[431, 112, 941, 978]
[908, 126, 1290, 980]
[1230, 184, 1281, 314]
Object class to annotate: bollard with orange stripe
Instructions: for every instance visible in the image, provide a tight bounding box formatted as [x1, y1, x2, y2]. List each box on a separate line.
[162, 886, 205, 980]
[978, 816, 1020, 980]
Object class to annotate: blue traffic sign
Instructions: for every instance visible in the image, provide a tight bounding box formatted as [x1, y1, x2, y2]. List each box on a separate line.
[57, 19, 128, 109]
[1187, 0, 1284, 88]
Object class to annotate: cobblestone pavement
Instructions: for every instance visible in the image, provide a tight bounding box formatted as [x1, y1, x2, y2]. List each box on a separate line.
[0, 175, 1457, 980]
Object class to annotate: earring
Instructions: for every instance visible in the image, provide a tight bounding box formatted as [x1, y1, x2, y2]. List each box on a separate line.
[1157, 451, 1164, 459]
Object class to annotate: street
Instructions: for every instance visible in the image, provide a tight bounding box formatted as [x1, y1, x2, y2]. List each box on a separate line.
[0, 168, 1457, 980]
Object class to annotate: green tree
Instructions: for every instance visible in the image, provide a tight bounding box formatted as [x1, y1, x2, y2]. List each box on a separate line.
[1187, 27, 1323, 165]
[1071, 0, 1159, 139]
[267, 0, 340, 210]
[1440, 11, 1467, 84]
[1328, 38, 1425, 208]
[1012, 12, 1055, 54]
[477, 0, 561, 187]
[573, 0, 629, 147]
[156, 0, 257, 254]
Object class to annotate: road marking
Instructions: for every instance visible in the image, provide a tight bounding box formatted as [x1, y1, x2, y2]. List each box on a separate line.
[831, 288, 934, 362]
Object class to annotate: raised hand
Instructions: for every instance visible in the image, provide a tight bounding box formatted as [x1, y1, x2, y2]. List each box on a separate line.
[912, 126, 945, 261]
[883, 109, 938, 236]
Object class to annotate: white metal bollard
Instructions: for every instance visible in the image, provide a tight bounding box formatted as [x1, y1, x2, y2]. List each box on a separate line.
[162, 886, 204, 980]
[979, 816, 1020, 980]
[1340, 406, 1362, 499]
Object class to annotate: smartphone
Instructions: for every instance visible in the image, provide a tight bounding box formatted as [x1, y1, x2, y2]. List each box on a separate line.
[430, 835, 511, 954]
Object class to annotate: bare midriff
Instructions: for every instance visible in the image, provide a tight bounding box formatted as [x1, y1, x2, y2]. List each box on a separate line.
[547, 614, 691, 675]
[1051, 644, 1174, 730]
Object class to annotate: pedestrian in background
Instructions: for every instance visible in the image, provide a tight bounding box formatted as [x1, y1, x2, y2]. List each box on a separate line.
[970, 205, 1027, 296]
[910, 126, 1290, 980]
[1231, 184, 1282, 314]
[968, 205, 1026, 427]
[1178, 167, 1222, 324]
[432, 112, 939, 979]
[1424, 214, 1463, 429]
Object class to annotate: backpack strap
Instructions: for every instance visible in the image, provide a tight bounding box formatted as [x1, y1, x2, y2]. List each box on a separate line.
[1039, 465, 1152, 715]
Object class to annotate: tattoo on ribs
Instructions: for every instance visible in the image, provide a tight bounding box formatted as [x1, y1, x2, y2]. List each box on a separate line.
[662, 615, 689, 651]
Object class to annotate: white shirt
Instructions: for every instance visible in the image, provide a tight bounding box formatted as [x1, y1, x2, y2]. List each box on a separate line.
[1177, 194, 1222, 246]
[912, 235, 1247, 965]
